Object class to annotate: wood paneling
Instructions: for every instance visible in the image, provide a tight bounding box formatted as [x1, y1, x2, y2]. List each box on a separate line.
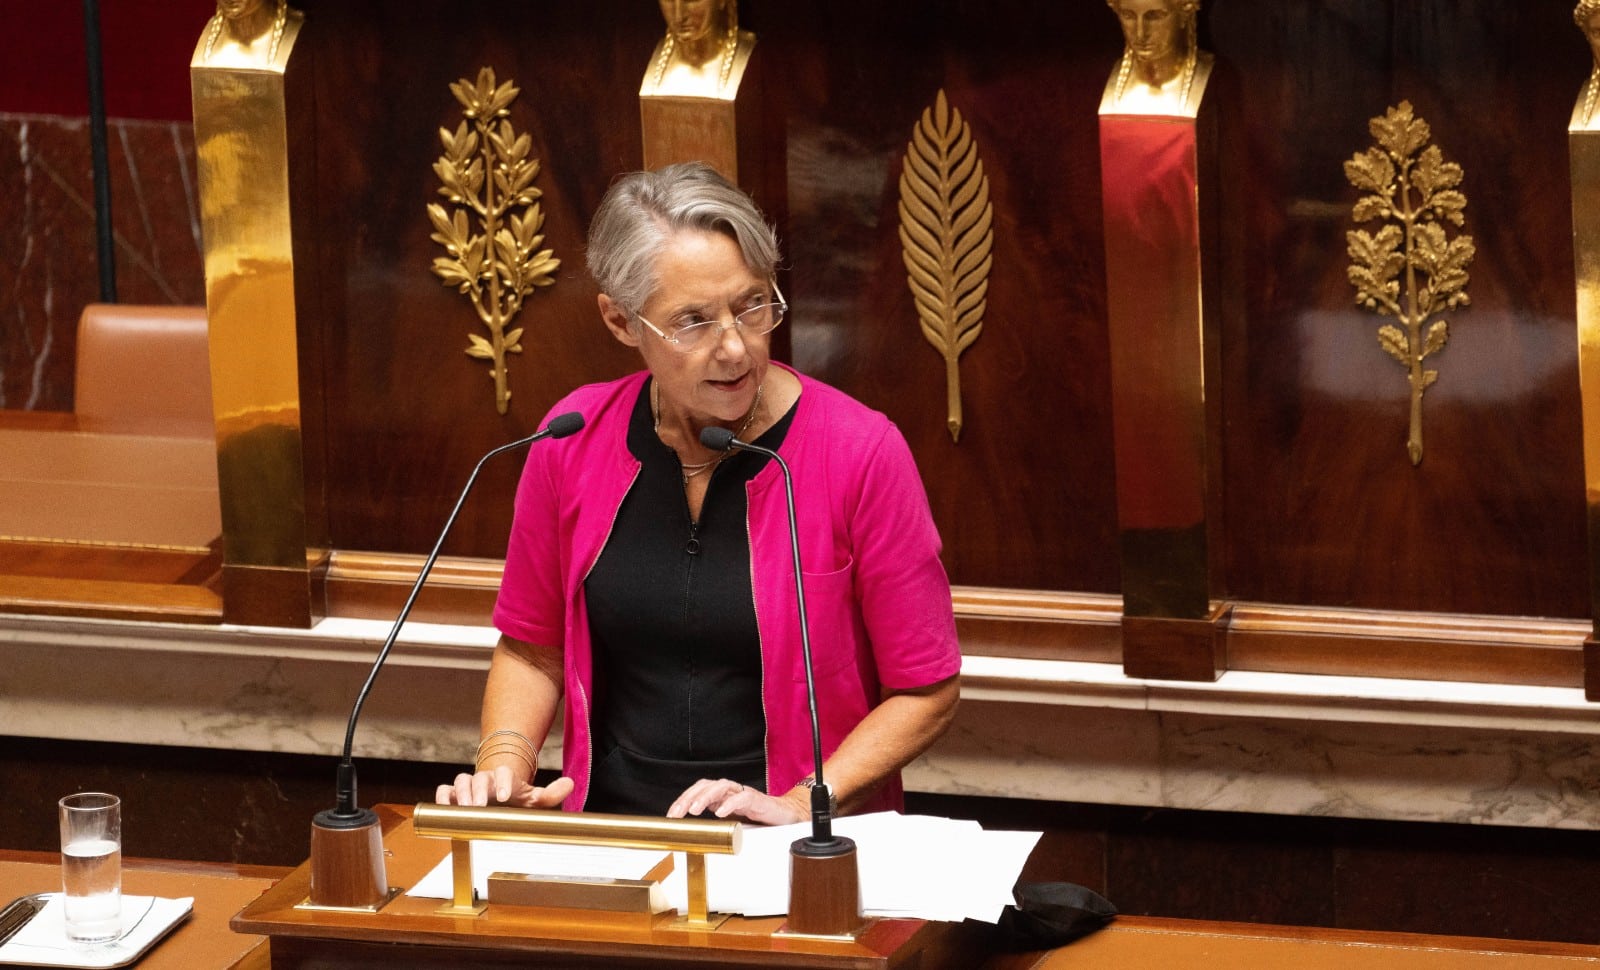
[0, 539, 221, 624]
[7, 1, 1593, 644]
[768, 1, 1121, 593]
[1212, 2, 1590, 618]
[286, 0, 1121, 593]
[282, 1, 1593, 624]
[293, 1, 651, 559]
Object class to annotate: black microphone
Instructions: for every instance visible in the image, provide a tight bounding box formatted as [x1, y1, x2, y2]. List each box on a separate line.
[703, 424, 861, 935]
[700, 425, 838, 848]
[308, 411, 583, 907]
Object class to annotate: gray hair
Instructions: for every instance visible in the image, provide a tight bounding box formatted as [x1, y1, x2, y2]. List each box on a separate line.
[586, 162, 780, 321]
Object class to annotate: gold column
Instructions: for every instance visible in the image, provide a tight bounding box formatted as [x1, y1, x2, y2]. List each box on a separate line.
[639, 0, 757, 179]
[191, 1, 324, 627]
[1570, 3, 1600, 698]
[1099, 0, 1227, 681]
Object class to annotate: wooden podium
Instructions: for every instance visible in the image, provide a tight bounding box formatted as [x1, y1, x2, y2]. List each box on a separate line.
[232, 805, 993, 968]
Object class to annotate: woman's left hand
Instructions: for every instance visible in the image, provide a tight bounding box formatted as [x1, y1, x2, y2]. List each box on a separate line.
[667, 778, 807, 825]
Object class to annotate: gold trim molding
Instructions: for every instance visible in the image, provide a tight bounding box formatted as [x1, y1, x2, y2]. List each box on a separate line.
[898, 89, 994, 443]
[1344, 100, 1474, 466]
[428, 68, 560, 416]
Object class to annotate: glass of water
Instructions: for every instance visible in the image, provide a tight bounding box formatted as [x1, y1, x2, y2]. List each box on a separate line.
[58, 792, 121, 943]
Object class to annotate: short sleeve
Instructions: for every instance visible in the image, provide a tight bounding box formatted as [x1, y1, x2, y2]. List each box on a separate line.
[493, 430, 567, 649]
[847, 422, 961, 690]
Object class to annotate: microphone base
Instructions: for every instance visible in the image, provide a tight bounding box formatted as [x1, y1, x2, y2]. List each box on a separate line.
[307, 807, 389, 910]
[783, 835, 862, 938]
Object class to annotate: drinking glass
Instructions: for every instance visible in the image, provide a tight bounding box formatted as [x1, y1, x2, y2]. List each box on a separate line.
[58, 792, 121, 943]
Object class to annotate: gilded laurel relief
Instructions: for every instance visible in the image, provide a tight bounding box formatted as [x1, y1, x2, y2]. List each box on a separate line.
[898, 89, 994, 443]
[1344, 101, 1474, 466]
[428, 68, 560, 415]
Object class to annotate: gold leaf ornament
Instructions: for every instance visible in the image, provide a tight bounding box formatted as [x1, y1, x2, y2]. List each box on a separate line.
[428, 66, 560, 415]
[1344, 100, 1473, 466]
[897, 89, 994, 443]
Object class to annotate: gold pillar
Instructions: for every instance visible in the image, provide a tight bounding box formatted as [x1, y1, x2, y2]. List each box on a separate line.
[191, 2, 324, 627]
[639, 2, 757, 180]
[1570, 46, 1600, 699]
[1099, 9, 1226, 681]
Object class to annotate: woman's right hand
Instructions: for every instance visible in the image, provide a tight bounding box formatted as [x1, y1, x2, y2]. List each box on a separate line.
[435, 768, 575, 808]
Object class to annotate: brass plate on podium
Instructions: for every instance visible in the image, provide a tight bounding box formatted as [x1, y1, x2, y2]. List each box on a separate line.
[290, 886, 402, 915]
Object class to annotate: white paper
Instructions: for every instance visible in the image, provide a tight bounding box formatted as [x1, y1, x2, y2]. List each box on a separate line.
[408, 813, 1039, 924]
[0, 895, 193, 969]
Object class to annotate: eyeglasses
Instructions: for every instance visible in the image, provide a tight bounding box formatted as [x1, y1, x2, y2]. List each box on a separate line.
[634, 282, 787, 353]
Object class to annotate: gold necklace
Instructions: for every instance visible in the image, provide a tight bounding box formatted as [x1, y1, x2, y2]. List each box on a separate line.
[1113, 46, 1197, 110]
[652, 380, 764, 484]
[203, 0, 288, 63]
[649, 23, 740, 93]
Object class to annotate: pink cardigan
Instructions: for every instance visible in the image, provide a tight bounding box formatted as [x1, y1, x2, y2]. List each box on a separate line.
[493, 364, 961, 813]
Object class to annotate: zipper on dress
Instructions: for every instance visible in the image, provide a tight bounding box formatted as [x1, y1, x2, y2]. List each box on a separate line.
[746, 482, 771, 797]
[574, 461, 642, 810]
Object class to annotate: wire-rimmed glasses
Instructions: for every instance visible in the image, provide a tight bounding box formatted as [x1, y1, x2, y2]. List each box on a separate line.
[634, 282, 787, 353]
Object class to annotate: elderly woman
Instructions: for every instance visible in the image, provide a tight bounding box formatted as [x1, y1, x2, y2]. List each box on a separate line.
[437, 162, 960, 824]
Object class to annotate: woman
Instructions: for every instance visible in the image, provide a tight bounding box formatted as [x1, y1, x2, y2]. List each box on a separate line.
[437, 162, 960, 825]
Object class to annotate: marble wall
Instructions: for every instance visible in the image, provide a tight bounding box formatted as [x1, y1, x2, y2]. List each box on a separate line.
[0, 113, 204, 411]
[6, 613, 1600, 943]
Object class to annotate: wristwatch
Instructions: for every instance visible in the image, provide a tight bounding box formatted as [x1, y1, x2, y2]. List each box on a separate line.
[796, 776, 836, 814]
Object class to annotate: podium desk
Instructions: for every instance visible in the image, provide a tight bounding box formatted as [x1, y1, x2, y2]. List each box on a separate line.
[0, 849, 285, 969]
[230, 806, 1600, 969]
[233, 805, 990, 969]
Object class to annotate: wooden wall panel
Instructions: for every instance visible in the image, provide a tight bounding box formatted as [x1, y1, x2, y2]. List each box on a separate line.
[294, 1, 651, 557]
[279, 0, 1590, 622]
[767, 1, 1122, 593]
[1212, 1, 1590, 618]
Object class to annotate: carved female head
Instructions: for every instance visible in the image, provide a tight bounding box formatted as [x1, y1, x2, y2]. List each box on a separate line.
[217, 0, 265, 19]
[1578, 1, 1600, 61]
[1107, 0, 1199, 70]
[658, 0, 734, 48]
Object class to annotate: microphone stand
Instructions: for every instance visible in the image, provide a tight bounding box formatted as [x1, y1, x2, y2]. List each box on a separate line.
[306, 414, 583, 910]
[701, 427, 863, 938]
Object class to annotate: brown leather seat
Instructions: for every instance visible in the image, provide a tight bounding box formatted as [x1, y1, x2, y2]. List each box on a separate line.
[75, 303, 214, 437]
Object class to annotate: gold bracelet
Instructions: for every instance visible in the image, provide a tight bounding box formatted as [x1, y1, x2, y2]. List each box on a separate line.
[474, 746, 534, 774]
[476, 729, 536, 758]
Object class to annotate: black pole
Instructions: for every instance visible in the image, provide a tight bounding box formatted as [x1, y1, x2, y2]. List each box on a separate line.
[83, 0, 117, 302]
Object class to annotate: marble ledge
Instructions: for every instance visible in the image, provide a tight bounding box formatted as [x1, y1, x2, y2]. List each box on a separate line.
[5, 612, 1600, 830]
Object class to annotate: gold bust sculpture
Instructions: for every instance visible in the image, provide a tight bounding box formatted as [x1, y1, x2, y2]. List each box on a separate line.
[1575, 1, 1600, 129]
[640, 0, 756, 100]
[1101, 0, 1212, 117]
[193, 0, 303, 71]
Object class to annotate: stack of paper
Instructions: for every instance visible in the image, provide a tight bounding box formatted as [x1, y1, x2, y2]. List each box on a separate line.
[408, 812, 1039, 923]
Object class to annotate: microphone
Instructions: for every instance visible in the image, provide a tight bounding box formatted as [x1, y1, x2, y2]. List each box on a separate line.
[700, 425, 863, 937]
[307, 411, 584, 909]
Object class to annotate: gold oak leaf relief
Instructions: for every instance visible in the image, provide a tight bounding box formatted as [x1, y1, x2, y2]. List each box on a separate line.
[898, 88, 994, 443]
[1344, 100, 1473, 466]
[428, 67, 560, 416]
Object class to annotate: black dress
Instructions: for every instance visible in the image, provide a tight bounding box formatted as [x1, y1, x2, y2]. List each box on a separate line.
[583, 380, 796, 816]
